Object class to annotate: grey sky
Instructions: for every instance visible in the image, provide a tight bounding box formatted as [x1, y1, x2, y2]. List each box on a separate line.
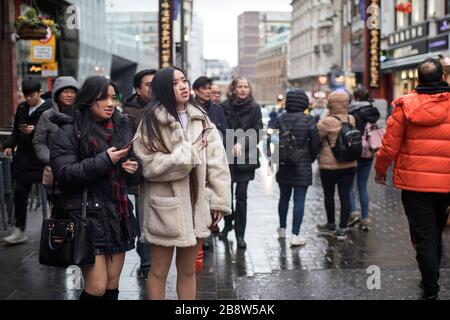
[107, 0, 292, 67]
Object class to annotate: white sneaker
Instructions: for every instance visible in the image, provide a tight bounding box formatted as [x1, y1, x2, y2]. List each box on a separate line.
[277, 228, 286, 239]
[290, 235, 306, 246]
[3, 227, 28, 245]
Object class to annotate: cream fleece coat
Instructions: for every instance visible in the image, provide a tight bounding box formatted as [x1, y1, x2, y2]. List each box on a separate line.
[133, 103, 232, 247]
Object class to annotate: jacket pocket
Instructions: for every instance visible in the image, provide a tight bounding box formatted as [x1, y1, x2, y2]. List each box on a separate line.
[147, 196, 182, 237]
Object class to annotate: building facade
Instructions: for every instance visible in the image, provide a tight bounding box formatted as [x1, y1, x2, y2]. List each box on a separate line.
[237, 11, 291, 88]
[289, 0, 343, 93]
[380, 0, 450, 102]
[255, 30, 290, 105]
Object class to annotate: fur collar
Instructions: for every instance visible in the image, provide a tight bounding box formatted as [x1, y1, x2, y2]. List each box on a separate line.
[154, 103, 206, 128]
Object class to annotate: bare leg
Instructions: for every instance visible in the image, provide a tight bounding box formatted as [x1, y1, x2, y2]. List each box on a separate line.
[105, 253, 125, 290]
[147, 245, 174, 300]
[81, 255, 108, 296]
[176, 239, 201, 300]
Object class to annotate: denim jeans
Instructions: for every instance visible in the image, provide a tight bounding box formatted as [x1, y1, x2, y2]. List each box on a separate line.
[278, 184, 308, 236]
[349, 158, 373, 221]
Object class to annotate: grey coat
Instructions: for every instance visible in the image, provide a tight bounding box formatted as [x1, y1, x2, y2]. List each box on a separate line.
[33, 77, 79, 165]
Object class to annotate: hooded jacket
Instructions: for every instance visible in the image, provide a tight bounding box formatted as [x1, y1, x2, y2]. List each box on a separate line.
[33, 76, 79, 165]
[375, 90, 450, 193]
[318, 94, 357, 170]
[274, 89, 321, 186]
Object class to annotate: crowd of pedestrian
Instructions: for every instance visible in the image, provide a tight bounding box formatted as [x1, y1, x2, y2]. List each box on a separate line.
[1, 57, 449, 301]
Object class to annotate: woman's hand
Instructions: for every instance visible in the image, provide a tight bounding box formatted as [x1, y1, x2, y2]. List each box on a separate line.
[19, 125, 34, 135]
[122, 160, 139, 174]
[232, 143, 242, 157]
[210, 210, 223, 229]
[107, 146, 130, 165]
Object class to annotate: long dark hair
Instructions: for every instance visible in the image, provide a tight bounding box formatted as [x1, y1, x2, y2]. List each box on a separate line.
[75, 76, 125, 156]
[141, 67, 206, 205]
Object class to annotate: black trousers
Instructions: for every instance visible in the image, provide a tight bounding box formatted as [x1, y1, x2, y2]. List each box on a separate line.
[320, 168, 356, 229]
[401, 190, 450, 296]
[224, 181, 249, 238]
[13, 182, 33, 231]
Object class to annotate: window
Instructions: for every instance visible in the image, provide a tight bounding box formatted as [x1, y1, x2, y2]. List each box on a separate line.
[427, 0, 436, 18]
[396, 0, 411, 29]
[411, 0, 425, 24]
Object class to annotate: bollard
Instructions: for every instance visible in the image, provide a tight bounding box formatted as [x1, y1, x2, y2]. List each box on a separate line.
[196, 239, 204, 272]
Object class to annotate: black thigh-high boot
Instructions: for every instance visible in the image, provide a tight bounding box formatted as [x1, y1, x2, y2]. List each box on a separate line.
[79, 290, 103, 300]
[102, 288, 119, 300]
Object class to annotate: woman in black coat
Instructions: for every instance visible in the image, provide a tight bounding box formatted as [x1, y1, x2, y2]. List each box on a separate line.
[50, 76, 142, 300]
[274, 89, 321, 246]
[220, 76, 263, 249]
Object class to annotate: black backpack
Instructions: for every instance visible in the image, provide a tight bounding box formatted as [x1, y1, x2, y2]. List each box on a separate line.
[326, 116, 362, 162]
[278, 113, 308, 165]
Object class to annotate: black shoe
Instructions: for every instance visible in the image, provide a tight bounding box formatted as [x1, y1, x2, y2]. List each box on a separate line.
[347, 216, 361, 228]
[237, 237, 247, 249]
[219, 225, 233, 240]
[317, 223, 336, 233]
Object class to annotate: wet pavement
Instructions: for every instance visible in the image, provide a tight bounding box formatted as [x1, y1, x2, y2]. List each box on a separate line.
[1, 158, 449, 300]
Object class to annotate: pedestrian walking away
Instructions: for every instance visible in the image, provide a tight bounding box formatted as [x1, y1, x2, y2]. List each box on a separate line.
[133, 67, 231, 300]
[50, 76, 142, 300]
[274, 89, 321, 246]
[317, 91, 358, 241]
[375, 58, 450, 300]
[347, 86, 381, 231]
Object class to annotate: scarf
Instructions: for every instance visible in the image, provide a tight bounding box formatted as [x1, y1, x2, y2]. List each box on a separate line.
[415, 81, 450, 94]
[91, 119, 130, 221]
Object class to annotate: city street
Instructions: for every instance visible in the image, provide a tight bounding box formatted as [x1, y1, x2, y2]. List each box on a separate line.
[1, 158, 449, 300]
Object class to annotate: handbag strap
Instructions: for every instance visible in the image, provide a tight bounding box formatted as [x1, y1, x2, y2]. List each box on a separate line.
[82, 187, 88, 220]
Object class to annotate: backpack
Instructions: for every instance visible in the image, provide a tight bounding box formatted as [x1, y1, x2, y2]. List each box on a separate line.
[278, 114, 308, 165]
[326, 116, 362, 162]
[361, 122, 384, 159]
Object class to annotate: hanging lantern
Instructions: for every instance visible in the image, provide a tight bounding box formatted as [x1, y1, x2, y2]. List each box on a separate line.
[395, 1, 412, 14]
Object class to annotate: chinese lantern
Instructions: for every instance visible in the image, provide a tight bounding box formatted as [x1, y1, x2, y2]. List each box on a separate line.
[395, 1, 412, 14]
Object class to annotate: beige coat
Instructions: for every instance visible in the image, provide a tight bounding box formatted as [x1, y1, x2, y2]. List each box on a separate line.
[318, 102, 357, 170]
[133, 103, 232, 247]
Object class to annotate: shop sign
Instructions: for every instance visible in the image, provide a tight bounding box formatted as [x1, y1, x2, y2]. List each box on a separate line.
[387, 22, 428, 47]
[438, 17, 450, 34]
[30, 31, 56, 63]
[159, 0, 173, 69]
[390, 40, 427, 60]
[367, 0, 381, 89]
[429, 35, 449, 53]
[42, 62, 58, 77]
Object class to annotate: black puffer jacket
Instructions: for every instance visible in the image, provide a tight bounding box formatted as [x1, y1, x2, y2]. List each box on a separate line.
[50, 109, 142, 253]
[349, 101, 381, 160]
[222, 98, 263, 183]
[274, 89, 321, 186]
[4, 100, 52, 183]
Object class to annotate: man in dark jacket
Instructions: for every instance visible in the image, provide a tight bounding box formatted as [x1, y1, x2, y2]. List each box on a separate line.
[2, 77, 52, 244]
[123, 69, 157, 132]
[274, 89, 321, 246]
[193, 76, 229, 249]
[122, 69, 156, 280]
[193, 76, 229, 141]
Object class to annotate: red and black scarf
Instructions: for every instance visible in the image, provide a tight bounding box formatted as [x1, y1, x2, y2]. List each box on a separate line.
[91, 119, 130, 221]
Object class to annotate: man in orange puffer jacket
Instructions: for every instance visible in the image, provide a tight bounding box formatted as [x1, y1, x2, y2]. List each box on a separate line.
[375, 58, 450, 300]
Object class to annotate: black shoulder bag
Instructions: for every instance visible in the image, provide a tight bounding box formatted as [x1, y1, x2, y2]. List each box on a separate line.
[39, 187, 95, 268]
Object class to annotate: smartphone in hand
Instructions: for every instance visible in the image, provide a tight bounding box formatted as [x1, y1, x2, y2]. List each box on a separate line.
[119, 136, 139, 151]
[194, 128, 213, 144]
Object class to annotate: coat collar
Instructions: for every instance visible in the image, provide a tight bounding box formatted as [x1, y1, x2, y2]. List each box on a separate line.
[154, 103, 206, 127]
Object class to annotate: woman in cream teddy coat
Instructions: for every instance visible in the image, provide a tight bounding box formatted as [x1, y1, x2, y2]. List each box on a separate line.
[133, 67, 231, 300]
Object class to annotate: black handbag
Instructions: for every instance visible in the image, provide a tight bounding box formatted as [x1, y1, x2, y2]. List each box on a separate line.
[39, 188, 95, 268]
